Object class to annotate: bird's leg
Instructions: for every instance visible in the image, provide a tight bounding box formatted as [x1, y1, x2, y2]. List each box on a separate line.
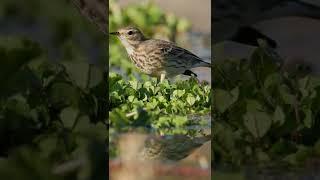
[160, 73, 166, 83]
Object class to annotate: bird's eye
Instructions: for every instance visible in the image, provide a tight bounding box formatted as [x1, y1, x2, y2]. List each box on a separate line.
[127, 31, 133, 35]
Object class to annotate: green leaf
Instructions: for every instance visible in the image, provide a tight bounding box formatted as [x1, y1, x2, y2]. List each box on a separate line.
[213, 122, 235, 150]
[87, 65, 104, 88]
[283, 153, 298, 166]
[264, 73, 281, 89]
[6, 94, 30, 118]
[283, 145, 312, 166]
[256, 149, 270, 162]
[273, 106, 285, 126]
[128, 95, 135, 102]
[172, 89, 185, 98]
[214, 87, 239, 113]
[49, 82, 80, 108]
[303, 109, 312, 128]
[186, 93, 196, 106]
[298, 76, 309, 90]
[279, 85, 296, 105]
[173, 116, 188, 127]
[60, 107, 79, 129]
[62, 61, 89, 89]
[129, 79, 138, 90]
[246, 99, 264, 112]
[270, 139, 296, 155]
[243, 111, 272, 138]
[295, 145, 312, 163]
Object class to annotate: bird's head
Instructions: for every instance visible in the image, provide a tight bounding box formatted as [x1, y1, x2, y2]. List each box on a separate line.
[110, 26, 147, 47]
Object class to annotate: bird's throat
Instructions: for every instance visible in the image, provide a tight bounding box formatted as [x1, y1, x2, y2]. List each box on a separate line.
[119, 37, 136, 55]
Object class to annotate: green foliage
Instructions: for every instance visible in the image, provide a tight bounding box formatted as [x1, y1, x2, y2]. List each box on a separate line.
[109, 0, 191, 75]
[0, 35, 107, 178]
[213, 43, 320, 168]
[0, 0, 110, 178]
[109, 73, 211, 157]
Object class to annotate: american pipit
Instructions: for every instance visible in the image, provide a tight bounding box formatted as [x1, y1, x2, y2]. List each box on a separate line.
[110, 26, 211, 82]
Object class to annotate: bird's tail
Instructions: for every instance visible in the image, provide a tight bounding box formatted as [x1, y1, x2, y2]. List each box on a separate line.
[197, 60, 211, 68]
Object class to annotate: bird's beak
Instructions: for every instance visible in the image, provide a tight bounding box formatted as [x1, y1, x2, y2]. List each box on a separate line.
[110, 31, 120, 36]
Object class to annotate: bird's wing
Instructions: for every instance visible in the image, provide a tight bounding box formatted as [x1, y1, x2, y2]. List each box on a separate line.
[71, 0, 107, 35]
[159, 41, 210, 67]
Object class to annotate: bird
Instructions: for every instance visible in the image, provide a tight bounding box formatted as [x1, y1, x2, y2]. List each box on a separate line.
[110, 26, 211, 82]
[140, 134, 211, 162]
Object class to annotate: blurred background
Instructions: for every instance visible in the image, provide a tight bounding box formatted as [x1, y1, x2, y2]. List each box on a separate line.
[0, 0, 107, 179]
[117, 0, 211, 33]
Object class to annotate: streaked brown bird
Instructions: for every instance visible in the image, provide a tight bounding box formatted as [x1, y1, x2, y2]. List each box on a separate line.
[110, 26, 211, 82]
